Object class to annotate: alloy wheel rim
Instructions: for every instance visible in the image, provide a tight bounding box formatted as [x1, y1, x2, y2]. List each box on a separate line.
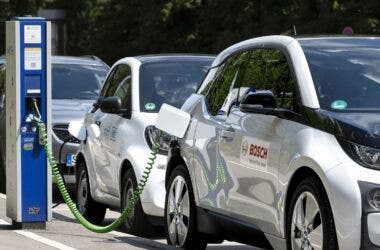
[77, 172, 88, 214]
[291, 191, 323, 250]
[123, 179, 135, 227]
[167, 176, 190, 247]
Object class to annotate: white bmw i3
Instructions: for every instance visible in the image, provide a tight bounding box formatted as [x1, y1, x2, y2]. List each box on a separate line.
[164, 36, 380, 249]
[74, 55, 214, 235]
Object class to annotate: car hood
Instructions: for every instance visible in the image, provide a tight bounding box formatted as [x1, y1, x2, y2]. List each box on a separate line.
[318, 110, 380, 148]
[52, 99, 95, 124]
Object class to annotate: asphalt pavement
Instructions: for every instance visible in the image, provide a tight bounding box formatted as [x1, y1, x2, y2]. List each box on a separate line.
[0, 192, 259, 250]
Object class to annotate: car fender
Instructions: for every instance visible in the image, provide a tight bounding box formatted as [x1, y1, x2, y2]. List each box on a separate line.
[279, 128, 362, 250]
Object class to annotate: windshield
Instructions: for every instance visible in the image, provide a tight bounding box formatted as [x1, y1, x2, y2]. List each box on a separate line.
[301, 38, 380, 112]
[52, 63, 108, 99]
[139, 59, 212, 112]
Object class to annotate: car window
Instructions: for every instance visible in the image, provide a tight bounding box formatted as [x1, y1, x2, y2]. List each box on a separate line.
[103, 64, 132, 98]
[300, 39, 380, 111]
[114, 75, 132, 110]
[52, 63, 108, 100]
[238, 48, 297, 111]
[139, 60, 212, 112]
[99, 68, 116, 98]
[202, 52, 250, 116]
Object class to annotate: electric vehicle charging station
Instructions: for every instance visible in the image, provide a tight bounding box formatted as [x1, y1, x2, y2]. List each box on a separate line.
[5, 17, 52, 228]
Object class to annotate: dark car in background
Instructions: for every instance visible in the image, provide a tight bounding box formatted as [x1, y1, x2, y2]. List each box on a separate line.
[0, 56, 110, 193]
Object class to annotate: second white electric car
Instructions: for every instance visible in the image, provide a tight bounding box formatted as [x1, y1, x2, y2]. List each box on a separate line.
[164, 36, 380, 249]
[74, 55, 214, 235]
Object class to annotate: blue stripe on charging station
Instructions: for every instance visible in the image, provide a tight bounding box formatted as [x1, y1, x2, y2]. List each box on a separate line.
[17, 17, 48, 222]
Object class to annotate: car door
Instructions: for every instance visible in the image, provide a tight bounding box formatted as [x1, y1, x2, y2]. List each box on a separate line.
[219, 47, 301, 236]
[192, 52, 249, 211]
[100, 64, 132, 196]
[89, 64, 131, 195]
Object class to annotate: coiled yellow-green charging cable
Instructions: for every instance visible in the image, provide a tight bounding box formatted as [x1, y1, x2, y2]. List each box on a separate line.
[32, 100, 162, 233]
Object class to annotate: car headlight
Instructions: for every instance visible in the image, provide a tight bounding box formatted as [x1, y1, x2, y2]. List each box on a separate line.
[144, 125, 175, 155]
[340, 140, 380, 170]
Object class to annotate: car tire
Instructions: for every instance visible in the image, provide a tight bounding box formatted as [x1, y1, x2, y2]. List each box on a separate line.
[286, 176, 338, 250]
[165, 165, 207, 250]
[76, 160, 106, 224]
[121, 168, 154, 236]
[0, 156, 5, 194]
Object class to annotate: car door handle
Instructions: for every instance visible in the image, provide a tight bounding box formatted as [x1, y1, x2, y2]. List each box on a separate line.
[221, 128, 234, 140]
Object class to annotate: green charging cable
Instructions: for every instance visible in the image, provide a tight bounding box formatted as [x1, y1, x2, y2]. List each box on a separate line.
[32, 100, 162, 233]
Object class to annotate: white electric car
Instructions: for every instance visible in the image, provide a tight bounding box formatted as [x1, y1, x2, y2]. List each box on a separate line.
[164, 36, 380, 249]
[74, 55, 214, 234]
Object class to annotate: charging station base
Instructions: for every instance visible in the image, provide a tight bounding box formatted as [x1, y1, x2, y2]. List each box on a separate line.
[12, 221, 46, 230]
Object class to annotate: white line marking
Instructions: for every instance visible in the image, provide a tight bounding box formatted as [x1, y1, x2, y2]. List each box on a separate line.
[0, 218, 10, 225]
[108, 230, 136, 238]
[52, 208, 70, 211]
[0, 219, 77, 250]
[0, 193, 6, 199]
[14, 230, 78, 250]
[209, 241, 244, 246]
[108, 230, 167, 244]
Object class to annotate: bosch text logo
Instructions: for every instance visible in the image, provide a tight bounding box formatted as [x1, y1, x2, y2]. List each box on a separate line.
[249, 144, 268, 159]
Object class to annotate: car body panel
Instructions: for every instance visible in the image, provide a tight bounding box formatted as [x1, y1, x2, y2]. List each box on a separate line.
[80, 55, 215, 217]
[167, 36, 380, 249]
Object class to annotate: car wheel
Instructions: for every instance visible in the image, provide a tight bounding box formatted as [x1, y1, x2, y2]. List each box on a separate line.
[287, 176, 338, 250]
[76, 160, 106, 224]
[121, 168, 153, 236]
[165, 165, 207, 249]
[0, 156, 5, 194]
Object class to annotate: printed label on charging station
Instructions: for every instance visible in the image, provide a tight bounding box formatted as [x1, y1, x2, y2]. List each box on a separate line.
[24, 25, 41, 44]
[24, 47, 42, 70]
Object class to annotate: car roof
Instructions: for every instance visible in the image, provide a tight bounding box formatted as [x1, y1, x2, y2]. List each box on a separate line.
[211, 35, 380, 67]
[134, 54, 215, 64]
[0, 55, 109, 69]
[52, 56, 109, 67]
[297, 36, 380, 48]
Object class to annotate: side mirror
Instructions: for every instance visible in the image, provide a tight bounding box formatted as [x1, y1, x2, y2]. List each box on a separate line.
[68, 121, 86, 141]
[100, 96, 125, 114]
[240, 90, 276, 112]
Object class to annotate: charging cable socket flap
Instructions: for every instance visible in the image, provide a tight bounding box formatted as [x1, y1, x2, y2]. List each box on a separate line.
[155, 103, 191, 139]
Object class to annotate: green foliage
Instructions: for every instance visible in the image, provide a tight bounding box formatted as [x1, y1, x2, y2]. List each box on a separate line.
[1, 0, 380, 64]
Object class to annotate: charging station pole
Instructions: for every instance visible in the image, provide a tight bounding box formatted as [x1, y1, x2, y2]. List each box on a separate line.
[5, 17, 51, 229]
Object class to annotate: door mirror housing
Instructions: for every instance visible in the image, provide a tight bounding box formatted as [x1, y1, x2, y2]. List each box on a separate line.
[240, 90, 276, 112]
[100, 96, 127, 114]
